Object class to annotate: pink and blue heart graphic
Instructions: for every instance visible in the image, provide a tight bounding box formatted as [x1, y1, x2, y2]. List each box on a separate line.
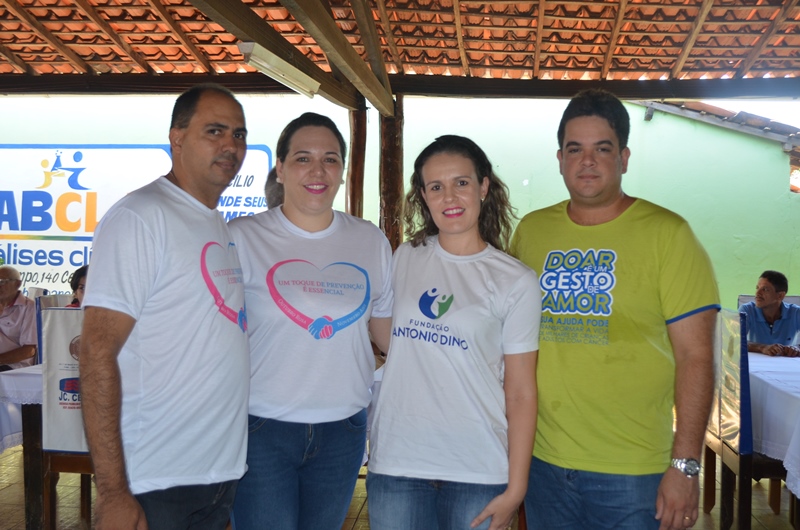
[267, 259, 370, 340]
[200, 241, 247, 332]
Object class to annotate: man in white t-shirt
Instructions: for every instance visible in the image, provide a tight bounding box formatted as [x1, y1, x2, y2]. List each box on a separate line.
[0, 265, 37, 371]
[80, 84, 250, 530]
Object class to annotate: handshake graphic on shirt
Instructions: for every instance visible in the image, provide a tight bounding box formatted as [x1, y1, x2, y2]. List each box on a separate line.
[308, 316, 335, 339]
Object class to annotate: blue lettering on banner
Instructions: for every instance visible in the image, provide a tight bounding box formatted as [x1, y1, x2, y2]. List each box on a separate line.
[1, 144, 272, 295]
[243, 197, 268, 208]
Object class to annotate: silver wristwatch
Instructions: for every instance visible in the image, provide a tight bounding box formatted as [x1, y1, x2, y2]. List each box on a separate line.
[670, 458, 701, 477]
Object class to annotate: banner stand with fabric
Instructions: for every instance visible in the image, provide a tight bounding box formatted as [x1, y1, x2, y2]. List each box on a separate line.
[37, 298, 88, 453]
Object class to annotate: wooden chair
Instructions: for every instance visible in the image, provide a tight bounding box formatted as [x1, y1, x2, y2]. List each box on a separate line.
[702, 310, 787, 530]
[45, 454, 93, 529]
[21, 403, 93, 530]
[36, 298, 94, 529]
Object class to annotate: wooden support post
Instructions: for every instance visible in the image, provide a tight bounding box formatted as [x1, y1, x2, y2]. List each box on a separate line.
[346, 107, 367, 218]
[379, 94, 404, 250]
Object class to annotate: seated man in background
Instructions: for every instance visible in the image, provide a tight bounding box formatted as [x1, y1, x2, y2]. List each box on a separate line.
[0, 265, 37, 371]
[739, 270, 800, 357]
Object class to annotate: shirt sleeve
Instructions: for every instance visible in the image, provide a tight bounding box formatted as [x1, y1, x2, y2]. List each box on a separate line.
[502, 267, 542, 355]
[19, 299, 37, 346]
[82, 206, 160, 320]
[659, 220, 721, 324]
[370, 232, 394, 319]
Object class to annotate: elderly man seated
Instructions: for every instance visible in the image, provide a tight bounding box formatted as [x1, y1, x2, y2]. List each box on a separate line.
[739, 270, 800, 357]
[0, 265, 37, 371]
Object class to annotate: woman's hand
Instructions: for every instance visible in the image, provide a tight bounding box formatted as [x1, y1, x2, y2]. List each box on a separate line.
[470, 490, 522, 530]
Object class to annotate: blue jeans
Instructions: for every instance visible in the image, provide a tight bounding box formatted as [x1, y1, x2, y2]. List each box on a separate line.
[366, 471, 507, 530]
[524, 456, 662, 530]
[135, 480, 237, 530]
[232, 410, 367, 530]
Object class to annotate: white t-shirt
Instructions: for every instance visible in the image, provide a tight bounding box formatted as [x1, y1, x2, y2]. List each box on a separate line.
[229, 208, 393, 423]
[83, 176, 250, 495]
[369, 236, 541, 484]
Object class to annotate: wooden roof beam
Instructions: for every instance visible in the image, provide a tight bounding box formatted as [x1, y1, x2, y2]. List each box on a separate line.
[453, 0, 471, 76]
[386, 75, 800, 100]
[601, 0, 627, 79]
[534, 0, 546, 78]
[279, 0, 394, 116]
[188, 0, 363, 110]
[670, 0, 714, 79]
[1, 0, 94, 74]
[72, 0, 154, 75]
[0, 42, 35, 75]
[349, 0, 391, 89]
[145, 0, 214, 74]
[374, 0, 403, 74]
[314, 0, 353, 91]
[736, 0, 800, 78]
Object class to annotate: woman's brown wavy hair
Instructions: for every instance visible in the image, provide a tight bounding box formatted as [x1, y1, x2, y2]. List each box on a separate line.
[403, 135, 516, 251]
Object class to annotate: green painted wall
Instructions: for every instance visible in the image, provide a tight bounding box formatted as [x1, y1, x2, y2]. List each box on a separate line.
[401, 96, 800, 309]
[628, 106, 800, 309]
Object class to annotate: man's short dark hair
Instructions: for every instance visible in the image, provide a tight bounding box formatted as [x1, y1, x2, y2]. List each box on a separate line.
[557, 89, 630, 150]
[761, 270, 788, 293]
[170, 83, 240, 130]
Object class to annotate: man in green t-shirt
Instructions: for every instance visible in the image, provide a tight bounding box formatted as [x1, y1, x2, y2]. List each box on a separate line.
[511, 89, 720, 530]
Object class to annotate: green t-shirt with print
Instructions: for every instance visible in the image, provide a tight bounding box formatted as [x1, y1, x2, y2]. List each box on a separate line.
[510, 198, 720, 475]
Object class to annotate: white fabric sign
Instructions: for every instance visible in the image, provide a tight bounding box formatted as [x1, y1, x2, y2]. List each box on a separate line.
[41, 307, 87, 453]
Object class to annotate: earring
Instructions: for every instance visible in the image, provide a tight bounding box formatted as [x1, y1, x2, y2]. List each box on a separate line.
[341, 179, 345, 184]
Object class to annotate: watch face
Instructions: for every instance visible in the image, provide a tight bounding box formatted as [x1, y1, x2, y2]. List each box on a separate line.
[672, 458, 701, 476]
[684, 459, 701, 475]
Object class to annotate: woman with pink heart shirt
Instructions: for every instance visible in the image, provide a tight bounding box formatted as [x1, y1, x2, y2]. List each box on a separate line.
[229, 113, 393, 530]
[366, 135, 541, 530]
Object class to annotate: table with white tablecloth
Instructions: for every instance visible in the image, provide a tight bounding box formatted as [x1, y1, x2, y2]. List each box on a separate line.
[748, 353, 800, 497]
[0, 365, 42, 454]
[0, 401, 22, 453]
[0, 364, 88, 530]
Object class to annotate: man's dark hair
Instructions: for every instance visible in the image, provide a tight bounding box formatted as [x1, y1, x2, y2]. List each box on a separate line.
[170, 83, 240, 130]
[557, 89, 630, 150]
[761, 270, 788, 293]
